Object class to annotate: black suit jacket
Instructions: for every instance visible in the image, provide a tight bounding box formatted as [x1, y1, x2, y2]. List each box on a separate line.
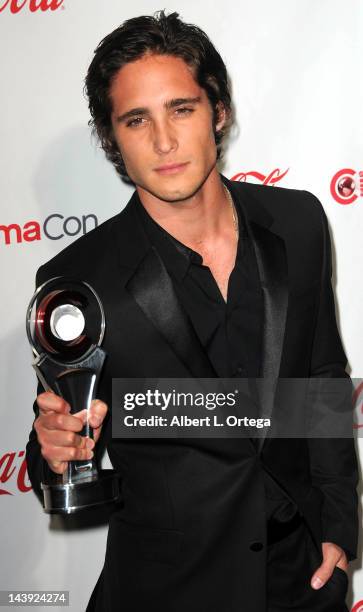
[26, 177, 359, 612]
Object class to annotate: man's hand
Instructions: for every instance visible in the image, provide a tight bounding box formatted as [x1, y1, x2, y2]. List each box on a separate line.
[34, 391, 108, 475]
[311, 542, 349, 589]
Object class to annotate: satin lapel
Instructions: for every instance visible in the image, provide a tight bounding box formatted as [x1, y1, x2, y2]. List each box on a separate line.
[112, 191, 217, 378]
[126, 246, 217, 377]
[249, 221, 288, 453]
[225, 178, 289, 454]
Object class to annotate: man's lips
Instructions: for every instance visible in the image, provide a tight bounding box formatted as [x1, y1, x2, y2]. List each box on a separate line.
[154, 162, 189, 175]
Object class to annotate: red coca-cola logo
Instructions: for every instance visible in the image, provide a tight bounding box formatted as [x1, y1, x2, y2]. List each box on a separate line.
[0, 450, 32, 495]
[330, 168, 363, 205]
[0, 0, 63, 13]
[231, 168, 289, 186]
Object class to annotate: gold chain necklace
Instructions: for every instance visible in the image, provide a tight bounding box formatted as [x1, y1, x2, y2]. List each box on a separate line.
[223, 184, 239, 235]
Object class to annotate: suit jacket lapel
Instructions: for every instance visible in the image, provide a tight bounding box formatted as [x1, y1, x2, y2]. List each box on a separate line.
[250, 222, 288, 452]
[127, 245, 217, 377]
[225, 178, 288, 453]
[111, 191, 217, 378]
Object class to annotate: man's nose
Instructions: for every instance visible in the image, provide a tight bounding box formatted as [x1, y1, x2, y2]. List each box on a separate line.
[152, 119, 178, 155]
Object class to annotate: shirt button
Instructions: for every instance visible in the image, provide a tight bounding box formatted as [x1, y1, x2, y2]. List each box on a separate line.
[249, 541, 264, 552]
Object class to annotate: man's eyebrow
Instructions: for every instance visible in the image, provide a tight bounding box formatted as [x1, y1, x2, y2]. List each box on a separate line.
[165, 96, 201, 109]
[115, 97, 201, 123]
[115, 107, 148, 123]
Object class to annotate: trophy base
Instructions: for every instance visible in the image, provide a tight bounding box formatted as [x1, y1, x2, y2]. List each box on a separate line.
[41, 469, 121, 514]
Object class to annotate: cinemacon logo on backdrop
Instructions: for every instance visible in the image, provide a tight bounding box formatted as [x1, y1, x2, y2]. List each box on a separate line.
[330, 168, 363, 205]
[0, 213, 98, 246]
[0, 0, 63, 12]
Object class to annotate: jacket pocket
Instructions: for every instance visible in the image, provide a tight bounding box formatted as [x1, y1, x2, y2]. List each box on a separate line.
[325, 565, 349, 601]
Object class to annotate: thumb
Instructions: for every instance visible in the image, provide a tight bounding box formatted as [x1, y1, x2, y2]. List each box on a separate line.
[88, 399, 108, 442]
[311, 560, 334, 589]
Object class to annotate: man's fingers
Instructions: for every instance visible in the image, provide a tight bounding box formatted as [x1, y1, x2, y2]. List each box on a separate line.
[311, 544, 342, 589]
[88, 400, 108, 429]
[36, 412, 85, 434]
[39, 431, 94, 475]
[34, 393, 106, 476]
[335, 559, 348, 573]
[45, 460, 68, 475]
[41, 443, 94, 465]
[41, 429, 95, 450]
[37, 391, 70, 415]
[34, 395, 108, 476]
[311, 563, 333, 589]
[36, 394, 108, 433]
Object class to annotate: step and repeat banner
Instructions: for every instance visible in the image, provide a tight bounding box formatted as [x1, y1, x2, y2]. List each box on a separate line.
[0, 1, 362, 610]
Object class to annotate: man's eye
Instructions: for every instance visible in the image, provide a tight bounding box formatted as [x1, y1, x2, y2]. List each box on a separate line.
[175, 107, 194, 116]
[126, 117, 145, 128]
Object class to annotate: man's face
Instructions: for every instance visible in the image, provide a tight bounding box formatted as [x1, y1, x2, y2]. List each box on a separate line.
[109, 53, 225, 203]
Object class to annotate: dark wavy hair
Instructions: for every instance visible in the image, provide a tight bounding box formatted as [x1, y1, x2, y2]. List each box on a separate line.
[84, 10, 232, 180]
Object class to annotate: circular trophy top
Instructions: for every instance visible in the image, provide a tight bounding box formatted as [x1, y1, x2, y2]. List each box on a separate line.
[26, 277, 105, 363]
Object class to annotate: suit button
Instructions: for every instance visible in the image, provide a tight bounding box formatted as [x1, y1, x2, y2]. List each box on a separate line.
[249, 541, 263, 552]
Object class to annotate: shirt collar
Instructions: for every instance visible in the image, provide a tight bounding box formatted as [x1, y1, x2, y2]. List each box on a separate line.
[133, 189, 246, 282]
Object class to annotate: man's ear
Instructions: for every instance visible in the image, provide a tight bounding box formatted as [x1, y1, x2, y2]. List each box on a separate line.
[215, 102, 227, 133]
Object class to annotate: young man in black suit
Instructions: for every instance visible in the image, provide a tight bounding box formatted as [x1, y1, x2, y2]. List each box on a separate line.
[26, 11, 358, 612]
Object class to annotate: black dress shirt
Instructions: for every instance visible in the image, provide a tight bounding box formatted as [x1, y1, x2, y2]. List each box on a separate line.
[134, 191, 298, 524]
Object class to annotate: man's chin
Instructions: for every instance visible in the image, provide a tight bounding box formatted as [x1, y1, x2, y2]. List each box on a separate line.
[155, 189, 199, 203]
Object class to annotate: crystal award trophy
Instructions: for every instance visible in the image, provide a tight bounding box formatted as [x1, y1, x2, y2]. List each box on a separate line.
[26, 276, 120, 514]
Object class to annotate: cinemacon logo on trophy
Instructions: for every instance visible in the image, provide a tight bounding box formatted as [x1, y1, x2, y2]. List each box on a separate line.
[0, 0, 63, 12]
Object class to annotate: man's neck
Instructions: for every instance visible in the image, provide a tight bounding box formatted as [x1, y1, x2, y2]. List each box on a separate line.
[135, 170, 235, 251]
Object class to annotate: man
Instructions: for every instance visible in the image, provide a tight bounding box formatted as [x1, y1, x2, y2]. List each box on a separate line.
[26, 11, 358, 612]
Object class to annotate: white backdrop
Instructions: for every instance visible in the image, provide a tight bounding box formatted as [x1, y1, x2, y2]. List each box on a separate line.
[0, 1, 362, 610]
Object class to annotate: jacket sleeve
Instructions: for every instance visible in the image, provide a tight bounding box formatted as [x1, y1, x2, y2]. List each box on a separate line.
[306, 191, 359, 562]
